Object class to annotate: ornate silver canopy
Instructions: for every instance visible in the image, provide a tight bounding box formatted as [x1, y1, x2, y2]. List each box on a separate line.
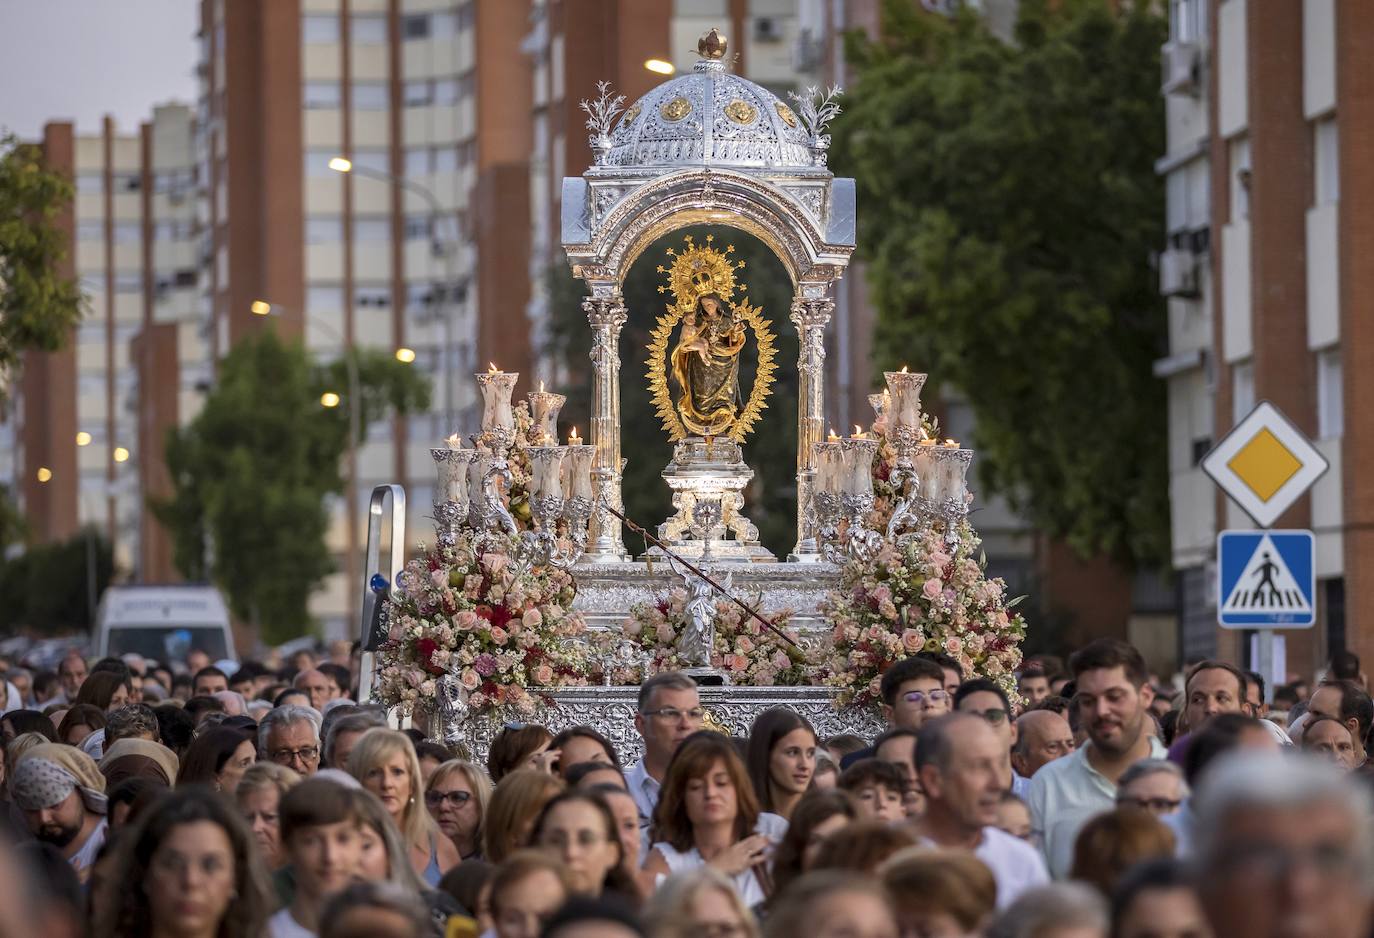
[563, 29, 856, 563]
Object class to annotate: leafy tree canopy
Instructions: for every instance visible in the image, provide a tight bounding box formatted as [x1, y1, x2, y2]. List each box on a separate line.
[0, 528, 113, 636]
[151, 331, 431, 644]
[832, 0, 1169, 567]
[0, 133, 86, 405]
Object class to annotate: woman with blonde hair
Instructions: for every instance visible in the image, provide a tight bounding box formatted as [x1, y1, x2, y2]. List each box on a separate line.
[483, 768, 564, 864]
[347, 727, 459, 885]
[426, 758, 494, 860]
[234, 761, 299, 869]
[644, 866, 760, 938]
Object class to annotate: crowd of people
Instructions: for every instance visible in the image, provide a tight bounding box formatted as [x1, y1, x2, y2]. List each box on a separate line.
[0, 637, 1370, 938]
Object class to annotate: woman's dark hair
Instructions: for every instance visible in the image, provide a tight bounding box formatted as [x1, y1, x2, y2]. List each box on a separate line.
[541, 894, 647, 938]
[91, 787, 273, 938]
[176, 725, 255, 787]
[487, 723, 553, 783]
[107, 777, 167, 820]
[57, 704, 106, 743]
[533, 790, 640, 902]
[549, 725, 620, 772]
[73, 671, 130, 711]
[770, 789, 857, 901]
[1110, 858, 1197, 937]
[652, 731, 759, 853]
[152, 704, 195, 755]
[745, 708, 816, 814]
[2, 709, 57, 742]
[415, 740, 454, 766]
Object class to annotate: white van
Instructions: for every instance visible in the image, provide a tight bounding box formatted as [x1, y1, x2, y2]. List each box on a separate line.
[95, 585, 237, 665]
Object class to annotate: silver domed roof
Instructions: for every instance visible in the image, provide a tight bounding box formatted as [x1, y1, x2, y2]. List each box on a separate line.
[604, 59, 814, 171]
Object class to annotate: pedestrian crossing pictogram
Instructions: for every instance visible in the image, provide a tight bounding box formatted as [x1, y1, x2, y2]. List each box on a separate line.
[1217, 530, 1316, 629]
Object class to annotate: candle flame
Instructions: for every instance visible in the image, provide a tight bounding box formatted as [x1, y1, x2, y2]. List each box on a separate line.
[945, 438, 959, 448]
[901, 365, 908, 374]
[854, 425, 863, 436]
[539, 380, 545, 392]
[447, 433, 460, 446]
[488, 362, 499, 373]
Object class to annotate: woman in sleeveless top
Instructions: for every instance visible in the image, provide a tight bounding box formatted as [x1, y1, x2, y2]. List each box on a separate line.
[643, 731, 789, 908]
[347, 728, 459, 884]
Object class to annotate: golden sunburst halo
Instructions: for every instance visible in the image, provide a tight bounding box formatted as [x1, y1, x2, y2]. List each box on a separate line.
[646, 235, 776, 444]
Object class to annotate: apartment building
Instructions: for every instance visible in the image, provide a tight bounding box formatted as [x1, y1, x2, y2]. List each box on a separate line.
[13, 106, 203, 580]
[1159, 0, 1374, 676]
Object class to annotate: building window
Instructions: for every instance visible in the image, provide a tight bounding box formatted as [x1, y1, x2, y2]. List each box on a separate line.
[304, 149, 342, 177]
[1318, 347, 1343, 439]
[1315, 117, 1339, 206]
[404, 79, 432, 107]
[113, 272, 143, 293]
[457, 3, 474, 31]
[76, 172, 103, 194]
[353, 217, 391, 242]
[302, 13, 339, 43]
[112, 221, 141, 244]
[306, 216, 344, 244]
[307, 285, 344, 312]
[351, 14, 387, 44]
[78, 220, 104, 241]
[113, 173, 141, 193]
[352, 82, 388, 111]
[350, 149, 389, 174]
[401, 13, 430, 39]
[404, 216, 432, 241]
[404, 147, 429, 177]
[303, 81, 342, 110]
[355, 286, 391, 307]
[432, 146, 457, 173]
[1230, 136, 1251, 222]
[433, 78, 459, 106]
[1231, 360, 1254, 424]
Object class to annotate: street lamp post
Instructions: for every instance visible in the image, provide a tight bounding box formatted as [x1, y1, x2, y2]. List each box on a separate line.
[329, 157, 460, 434]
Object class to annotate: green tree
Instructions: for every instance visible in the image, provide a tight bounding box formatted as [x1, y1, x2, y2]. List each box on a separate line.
[832, 0, 1169, 568]
[545, 225, 799, 557]
[0, 133, 86, 404]
[152, 331, 431, 644]
[0, 528, 114, 635]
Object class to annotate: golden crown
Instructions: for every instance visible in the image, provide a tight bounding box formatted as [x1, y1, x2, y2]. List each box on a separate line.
[656, 234, 747, 312]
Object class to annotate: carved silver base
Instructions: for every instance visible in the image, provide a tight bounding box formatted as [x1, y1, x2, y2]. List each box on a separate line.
[445, 685, 883, 765]
[654, 438, 774, 563]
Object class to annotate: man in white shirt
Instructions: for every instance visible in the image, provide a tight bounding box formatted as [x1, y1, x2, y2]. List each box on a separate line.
[914, 712, 1049, 907]
[1028, 638, 1165, 878]
[625, 671, 704, 830]
[953, 678, 1023, 795]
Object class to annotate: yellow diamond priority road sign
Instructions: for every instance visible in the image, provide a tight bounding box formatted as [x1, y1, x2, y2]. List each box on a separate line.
[1201, 401, 1329, 528]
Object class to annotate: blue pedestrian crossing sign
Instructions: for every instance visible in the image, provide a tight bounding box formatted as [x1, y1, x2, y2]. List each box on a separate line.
[1217, 529, 1316, 629]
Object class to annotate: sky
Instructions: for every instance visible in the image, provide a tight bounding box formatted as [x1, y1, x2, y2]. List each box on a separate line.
[0, 0, 199, 138]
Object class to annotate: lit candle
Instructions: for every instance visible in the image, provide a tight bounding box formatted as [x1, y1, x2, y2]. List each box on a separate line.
[445, 432, 463, 451]
[527, 381, 566, 444]
[563, 444, 595, 501]
[568, 426, 582, 447]
[884, 368, 928, 439]
[841, 439, 878, 498]
[430, 448, 470, 505]
[476, 367, 519, 432]
[851, 424, 867, 440]
[827, 427, 840, 443]
[812, 441, 841, 495]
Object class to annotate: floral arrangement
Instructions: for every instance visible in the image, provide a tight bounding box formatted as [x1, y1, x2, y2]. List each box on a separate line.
[373, 532, 594, 717]
[820, 524, 1026, 708]
[612, 588, 815, 687]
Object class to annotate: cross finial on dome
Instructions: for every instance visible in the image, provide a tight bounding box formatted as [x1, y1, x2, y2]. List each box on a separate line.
[698, 28, 728, 60]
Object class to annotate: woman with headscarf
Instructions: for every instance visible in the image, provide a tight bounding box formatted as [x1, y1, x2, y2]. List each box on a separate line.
[99, 737, 180, 787]
[10, 743, 109, 882]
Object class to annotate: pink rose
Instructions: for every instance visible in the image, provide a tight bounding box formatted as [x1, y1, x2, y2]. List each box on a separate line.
[459, 668, 480, 691]
[922, 578, 944, 600]
[490, 626, 509, 646]
[901, 629, 923, 653]
[522, 607, 543, 628]
[482, 552, 509, 575]
[730, 655, 750, 672]
[929, 551, 951, 570]
[656, 623, 675, 644]
[737, 636, 756, 654]
[944, 636, 963, 655]
[455, 610, 479, 631]
[771, 651, 790, 670]
[532, 664, 554, 684]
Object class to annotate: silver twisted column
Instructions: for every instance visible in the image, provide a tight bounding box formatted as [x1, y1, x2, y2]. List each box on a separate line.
[583, 293, 630, 562]
[790, 295, 834, 561]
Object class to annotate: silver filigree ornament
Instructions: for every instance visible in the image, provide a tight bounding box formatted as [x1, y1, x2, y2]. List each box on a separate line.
[580, 80, 626, 167]
[787, 85, 843, 166]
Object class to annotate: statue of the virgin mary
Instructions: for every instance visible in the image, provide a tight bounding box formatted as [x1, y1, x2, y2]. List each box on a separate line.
[670, 291, 747, 437]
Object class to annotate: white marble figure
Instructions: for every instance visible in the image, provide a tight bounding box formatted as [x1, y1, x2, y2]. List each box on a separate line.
[671, 560, 730, 670]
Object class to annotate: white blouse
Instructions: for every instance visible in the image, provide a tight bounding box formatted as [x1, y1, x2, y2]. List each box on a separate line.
[650, 812, 789, 907]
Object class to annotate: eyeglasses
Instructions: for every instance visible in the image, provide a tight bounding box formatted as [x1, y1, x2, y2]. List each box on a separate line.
[642, 707, 706, 723]
[425, 790, 473, 807]
[1214, 840, 1360, 880]
[269, 745, 319, 765]
[966, 707, 1009, 725]
[902, 689, 949, 706]
[1118, 795, 1181, 813]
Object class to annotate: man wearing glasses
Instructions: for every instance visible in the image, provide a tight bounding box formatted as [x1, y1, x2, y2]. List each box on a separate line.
[626, 671, 704, 830]
[259, 704, 323, 777]
[841, 656, 951, 770]
[954, 678, 1023, 796]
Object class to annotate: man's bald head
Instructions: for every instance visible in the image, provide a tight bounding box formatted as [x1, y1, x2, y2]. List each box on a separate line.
[1012, 709, 1076, 778]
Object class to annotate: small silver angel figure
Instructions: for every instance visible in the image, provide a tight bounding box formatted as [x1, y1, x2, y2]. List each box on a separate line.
[668, 557, 730, 671]
[434, 672, 469, 747]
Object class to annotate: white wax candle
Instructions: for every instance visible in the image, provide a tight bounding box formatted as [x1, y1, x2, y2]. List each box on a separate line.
[884, 370, 928, 434]
[915, 444, 941, 502]
[528, 448, 565, 500]
[478, 372, 518, 431]
[467, 451, 491, 507]
[565, 445, 594, 501]
[527, 389, 566, 443]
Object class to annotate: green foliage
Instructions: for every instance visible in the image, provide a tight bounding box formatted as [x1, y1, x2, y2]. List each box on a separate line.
[544, 225, 799, 557]
[151, 331, 431, 644]
[832, 0, 1169, 567]
[0, 133, 86, 403]
[0, 528, 114, 635]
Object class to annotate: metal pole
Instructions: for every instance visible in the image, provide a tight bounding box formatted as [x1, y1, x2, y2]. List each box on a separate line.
[1257, 628, 1275, 705]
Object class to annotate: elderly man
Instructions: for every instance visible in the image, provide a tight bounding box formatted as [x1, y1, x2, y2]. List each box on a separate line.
[1012, 709, 1076, 779]
[955, 678, 1021, 794]
[260, 704, 322, 776]
[1307, 679, 1373, 768]
[57, 654, 87, 703]
[293, 668, 337, 712]
[104, 704, 159, 745]
[914, 713, 1049, 907]
[1196, 751, 1373, 938]
[212, 690, 248, 717]
[11, 744, 108, 882]
[626, 671, 703, 828]
[1028, 639, 1163, 878]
